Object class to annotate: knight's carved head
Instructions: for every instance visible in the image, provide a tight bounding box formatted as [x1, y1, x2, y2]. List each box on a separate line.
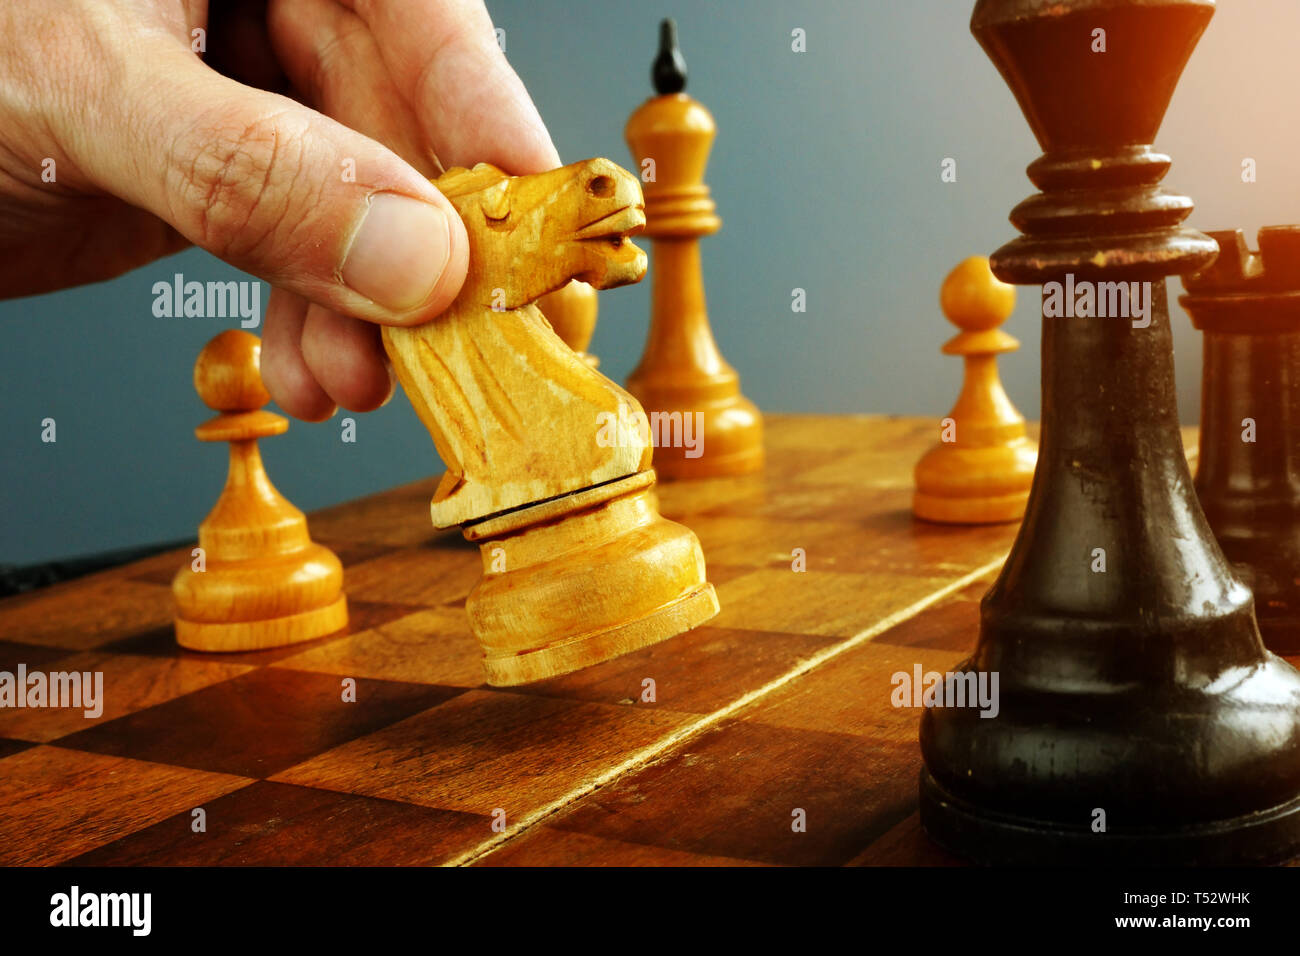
[435, 158, 647, 311]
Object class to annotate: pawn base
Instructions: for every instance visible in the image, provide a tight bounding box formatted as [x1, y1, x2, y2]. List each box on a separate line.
[172, 540, 348, 652]
[627, 392, 764, 482]
[175, 594, 348, 653]
[913, 438, 1037, 525]
[654, 442, 764, 480]
[913, 489, 1030, 524]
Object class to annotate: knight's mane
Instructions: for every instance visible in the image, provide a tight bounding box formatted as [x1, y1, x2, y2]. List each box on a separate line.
[435, 163, 509, 199]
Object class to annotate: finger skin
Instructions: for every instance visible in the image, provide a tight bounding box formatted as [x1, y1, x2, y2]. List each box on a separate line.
[268, 0, 439, 176]
[64, 41, 469, 326]
[261, 286, 338, 421]
[299, 303, 394, 413]
[0, 0, 553, 423]
[338, 0, 560, 173]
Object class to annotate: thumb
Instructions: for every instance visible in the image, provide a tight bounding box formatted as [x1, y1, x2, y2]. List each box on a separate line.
[78, 49, 468, 325]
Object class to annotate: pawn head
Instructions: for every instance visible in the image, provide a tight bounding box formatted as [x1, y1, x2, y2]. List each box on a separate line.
[941, 256, 1016, 332]
[195, 330, 270, 413]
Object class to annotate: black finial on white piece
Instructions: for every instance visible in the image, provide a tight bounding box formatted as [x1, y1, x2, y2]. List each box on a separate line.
[652, 18, 687, 94]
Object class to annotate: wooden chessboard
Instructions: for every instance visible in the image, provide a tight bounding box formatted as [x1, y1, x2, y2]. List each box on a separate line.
[0, 414, 1231, 867]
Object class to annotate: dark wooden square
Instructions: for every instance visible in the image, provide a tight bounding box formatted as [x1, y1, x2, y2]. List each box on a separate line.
[55, 668, 462, 777]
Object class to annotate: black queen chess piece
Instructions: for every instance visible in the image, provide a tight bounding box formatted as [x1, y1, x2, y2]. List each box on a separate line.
[919, 0, 1300, 865]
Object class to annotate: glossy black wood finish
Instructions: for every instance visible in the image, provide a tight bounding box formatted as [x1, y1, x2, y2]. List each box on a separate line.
[920, 0, 1300, 865]
[1182, 228, 1300, 655]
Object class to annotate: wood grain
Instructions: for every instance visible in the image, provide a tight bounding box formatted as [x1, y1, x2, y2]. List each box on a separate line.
[624, 36, 764, 479]
[0, 415, 1221, 866]
[0, 651, 253, 743]
[380, 161, 652, 525]
[913, 257, 1036, 523]
[0, 746, 249, 865]
[272, 690, 693, 816]
[173, 331, 347, 651]
[379, 159, 719, 685]
[67, 782, 487, 867]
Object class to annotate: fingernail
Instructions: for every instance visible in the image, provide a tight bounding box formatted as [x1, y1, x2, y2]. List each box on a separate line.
[342, 193, 453, 312]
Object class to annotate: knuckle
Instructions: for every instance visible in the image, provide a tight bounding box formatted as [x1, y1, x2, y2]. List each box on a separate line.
[169, 109, 309, 261]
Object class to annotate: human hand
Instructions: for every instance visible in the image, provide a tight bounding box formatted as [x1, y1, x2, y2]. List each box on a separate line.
[0, 0, 559, 419]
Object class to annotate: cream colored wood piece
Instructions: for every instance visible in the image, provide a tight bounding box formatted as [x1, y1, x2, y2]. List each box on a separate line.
[381, 159, 719, 685]
[173, 330, 348, 651]
[537, 279, 600, 368]
[383, 160, 652, 527]
[913, 257, 1038, 524]
[623, 25, 764, 480]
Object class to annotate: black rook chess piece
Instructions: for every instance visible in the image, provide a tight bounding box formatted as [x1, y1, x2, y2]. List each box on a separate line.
[1181, 227, 1300, 655]
[920, 0, 1300, 865]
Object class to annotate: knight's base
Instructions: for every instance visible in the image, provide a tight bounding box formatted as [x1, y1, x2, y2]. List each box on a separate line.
[464, 471, 720, 686]
[919, 768, 1300, 866]
[481, 584, 718, 686]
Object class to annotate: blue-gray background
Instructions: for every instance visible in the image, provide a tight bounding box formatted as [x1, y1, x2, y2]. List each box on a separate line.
[2, 0, 1295, 564]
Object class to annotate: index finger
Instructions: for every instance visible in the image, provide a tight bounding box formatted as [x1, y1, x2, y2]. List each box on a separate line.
[340, 0, 561, 174]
